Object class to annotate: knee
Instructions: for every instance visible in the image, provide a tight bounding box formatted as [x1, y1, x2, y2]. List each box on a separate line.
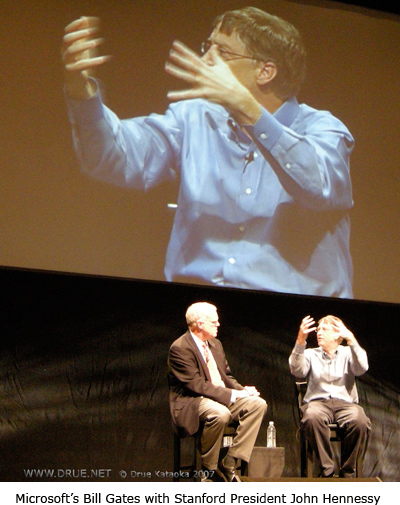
[246, 395, 268, 414]
[301, 410, 328, 431]
[256, 396, 268, 413]
[348, 411, 371, 433]
[218, 407, 232, 426]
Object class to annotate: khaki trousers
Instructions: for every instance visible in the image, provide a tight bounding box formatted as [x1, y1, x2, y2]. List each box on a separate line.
[198, 395, 267, 470]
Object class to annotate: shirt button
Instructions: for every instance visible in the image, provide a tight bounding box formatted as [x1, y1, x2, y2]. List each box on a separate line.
[285, 163, 292, 169]
[239, 225, 245, 233]
[245, 188, 252, 195]
[260, 133, 267, 140]
[253, 152, 258, 158]
[228, 257, 236, 265]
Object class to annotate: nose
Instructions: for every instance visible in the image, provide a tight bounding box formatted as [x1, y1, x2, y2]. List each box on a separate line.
[201, 50, 213, 65]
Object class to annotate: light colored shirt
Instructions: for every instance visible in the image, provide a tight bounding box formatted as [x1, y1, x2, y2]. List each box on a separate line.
[191, 332, 208, 362]
[190, 333, 242, 402]
[66, 89, 354, 297]
[289, 343, 369, 403]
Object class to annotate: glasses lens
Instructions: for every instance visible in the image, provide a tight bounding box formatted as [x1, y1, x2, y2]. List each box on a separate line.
[201, 41, 211, 54]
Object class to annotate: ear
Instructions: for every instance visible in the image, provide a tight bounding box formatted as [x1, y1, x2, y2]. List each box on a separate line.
[256, 61, 277, 86]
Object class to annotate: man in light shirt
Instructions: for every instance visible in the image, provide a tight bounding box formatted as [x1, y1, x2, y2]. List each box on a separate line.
[289, 315, 371, 478]
[62, 7, 354, 297]
[168, 302, 267, 482]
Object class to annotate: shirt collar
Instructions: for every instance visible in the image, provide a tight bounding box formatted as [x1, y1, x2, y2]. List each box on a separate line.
[190, 331, 209, 350]
[320, 347, 339, 360]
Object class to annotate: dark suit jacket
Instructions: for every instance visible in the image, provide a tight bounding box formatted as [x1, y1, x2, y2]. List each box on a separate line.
[168, 331, 244, 437]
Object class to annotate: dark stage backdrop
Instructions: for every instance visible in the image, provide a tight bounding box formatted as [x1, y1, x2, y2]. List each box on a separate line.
[1, 267, 399, 482]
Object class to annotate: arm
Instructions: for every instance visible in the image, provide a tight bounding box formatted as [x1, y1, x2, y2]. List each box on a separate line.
[288, 316, 315, 378]
[62, 17, 180, 189]
[332, 319, 369, 375]
[165, 41, 353, 211]
[168, 344, 232, 406]
[245, 109, 354, 210]
[208, 341, 256, 401]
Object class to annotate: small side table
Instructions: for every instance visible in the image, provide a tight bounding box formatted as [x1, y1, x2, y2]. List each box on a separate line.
[246, 447, 285, 479]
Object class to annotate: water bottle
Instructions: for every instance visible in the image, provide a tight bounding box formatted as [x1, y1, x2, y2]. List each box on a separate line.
[267, 421, 276, 448]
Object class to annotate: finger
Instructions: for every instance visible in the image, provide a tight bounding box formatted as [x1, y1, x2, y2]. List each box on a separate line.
[301, 324, 315, 333]
[65, 55, 111, 72]
[64, 16, 100, 34]
[165, 62, 197, 84]
[168, 50, 200, 74]
[62, 37, 105, 63]
[63, 27, 99, 46]
[170, 39, 201, 60]
[167, 88, 201, 102]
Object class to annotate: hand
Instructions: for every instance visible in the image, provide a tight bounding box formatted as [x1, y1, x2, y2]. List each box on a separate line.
[165, 40, 262, 124]
[235, 389, 250, 399]
[61, 16, 110, 99]
[331, 319, 358, 346]
[244, 386, 261, 397]
[297, 315, 316, 345]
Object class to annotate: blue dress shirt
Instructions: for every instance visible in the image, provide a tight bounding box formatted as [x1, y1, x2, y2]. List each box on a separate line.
[66, 90, 354, 297]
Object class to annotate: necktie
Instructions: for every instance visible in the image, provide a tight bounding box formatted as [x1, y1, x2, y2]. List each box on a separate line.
[203, 343, 225, 387]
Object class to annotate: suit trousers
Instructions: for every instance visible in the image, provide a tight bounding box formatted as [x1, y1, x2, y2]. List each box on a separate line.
[198, 395, 267, 470]
[301, 398, 371, 477]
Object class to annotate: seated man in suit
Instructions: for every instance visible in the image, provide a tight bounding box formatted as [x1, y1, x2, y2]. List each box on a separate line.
[168, 302, 267, 482]
[289, 315, 371, 478]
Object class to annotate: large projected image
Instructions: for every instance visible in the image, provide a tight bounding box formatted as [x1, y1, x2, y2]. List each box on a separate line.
[2, 0, 400, 303]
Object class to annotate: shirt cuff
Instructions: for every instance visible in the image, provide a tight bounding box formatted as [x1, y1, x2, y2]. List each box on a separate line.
[242, 107, 284, 151]
[293, 342, 307, 353]
[64, 79, 104, 127]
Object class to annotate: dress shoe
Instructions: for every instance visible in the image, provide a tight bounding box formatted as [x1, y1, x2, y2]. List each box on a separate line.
[216, 460, 241, 482]
[318, 471, 338, 478]
[339, 469, 355, 478]
[200, 466, 219, 482]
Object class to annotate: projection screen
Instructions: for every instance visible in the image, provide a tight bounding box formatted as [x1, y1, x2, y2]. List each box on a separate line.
[1, 0, 400, 303]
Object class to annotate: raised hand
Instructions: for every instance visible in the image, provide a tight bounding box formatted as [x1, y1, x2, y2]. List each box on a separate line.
[61, 16, 110, 99]
[297, 315, 316, 345]
[165, 40, 261, 124]
[331, 318, 357, 345]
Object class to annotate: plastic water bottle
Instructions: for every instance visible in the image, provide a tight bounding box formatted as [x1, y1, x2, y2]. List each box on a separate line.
[267, 421, 276, 448]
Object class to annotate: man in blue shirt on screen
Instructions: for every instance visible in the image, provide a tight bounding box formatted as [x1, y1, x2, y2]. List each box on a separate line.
[62, 7, 354, 298]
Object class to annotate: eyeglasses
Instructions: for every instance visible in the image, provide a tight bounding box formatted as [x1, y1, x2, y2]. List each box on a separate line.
[200, 40, 259, 62]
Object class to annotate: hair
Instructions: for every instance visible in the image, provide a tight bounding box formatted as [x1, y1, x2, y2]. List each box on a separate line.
[213, 6, 306, 100]
[185, 302, 216, 328]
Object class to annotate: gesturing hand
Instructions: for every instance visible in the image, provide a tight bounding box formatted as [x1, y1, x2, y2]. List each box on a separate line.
[331, 319, 358, 346]
[61, 16, 110, 99]
[165, 40, 261, 124]
[297, 315, 316, 345]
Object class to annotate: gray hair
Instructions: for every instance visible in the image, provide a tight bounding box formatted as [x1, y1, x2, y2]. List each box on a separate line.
[185, 302, 217, 328]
